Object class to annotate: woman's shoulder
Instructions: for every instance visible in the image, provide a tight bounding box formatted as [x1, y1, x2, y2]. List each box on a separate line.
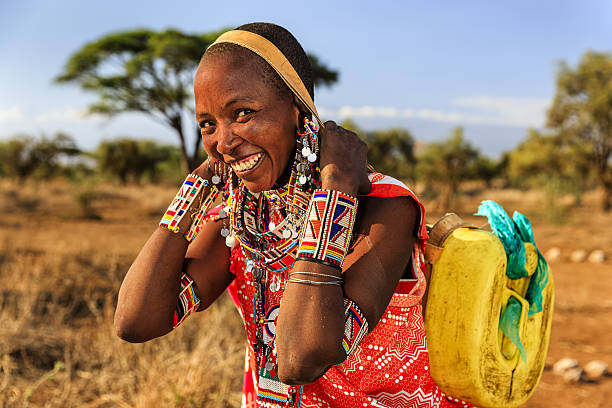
[360, 172, 419, 199]
[358, 172, 427, 241]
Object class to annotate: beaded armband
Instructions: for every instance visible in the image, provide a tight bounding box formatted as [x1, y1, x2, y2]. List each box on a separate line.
[160, 174, 206, 234]
[172, 272, 201, 329]
[296, 189, 358, 270]
[339, 298, 369, 361]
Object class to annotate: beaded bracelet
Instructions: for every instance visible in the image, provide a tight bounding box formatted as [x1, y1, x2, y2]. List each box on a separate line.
[172, 272, 201, 329]
[296, 189, 358, 270]
[160, 174, 206, 234]
[338, 298, 368, 361]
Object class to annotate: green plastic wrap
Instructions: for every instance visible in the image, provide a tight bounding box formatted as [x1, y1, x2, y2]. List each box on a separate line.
[513, 212, 549, 316]
[475, 200, 550, 359]
[499, 297, 528, 362]
[475, 200, 528, 279]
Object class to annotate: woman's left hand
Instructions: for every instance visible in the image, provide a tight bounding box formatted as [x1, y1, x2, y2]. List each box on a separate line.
[318, 121, 372, 196]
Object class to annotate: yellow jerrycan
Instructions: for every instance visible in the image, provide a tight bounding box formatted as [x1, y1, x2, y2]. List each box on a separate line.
[423, 211, 554, 408]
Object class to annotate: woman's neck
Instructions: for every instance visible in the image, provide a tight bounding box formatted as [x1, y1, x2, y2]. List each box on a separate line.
[271, 143, 297, 190]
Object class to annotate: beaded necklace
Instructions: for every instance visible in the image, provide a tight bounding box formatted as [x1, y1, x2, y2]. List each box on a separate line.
[224, 118, 320, 406]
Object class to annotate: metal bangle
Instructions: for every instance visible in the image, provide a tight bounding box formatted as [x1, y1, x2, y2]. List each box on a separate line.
[289, 271, 343, 280]
[286, 278, 343, 286]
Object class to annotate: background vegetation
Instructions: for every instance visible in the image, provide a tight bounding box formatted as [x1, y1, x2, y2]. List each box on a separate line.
[5, 30, 609, 216]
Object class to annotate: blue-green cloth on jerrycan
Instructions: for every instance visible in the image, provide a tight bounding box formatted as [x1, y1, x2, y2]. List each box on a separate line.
[475, 200, 550, 362]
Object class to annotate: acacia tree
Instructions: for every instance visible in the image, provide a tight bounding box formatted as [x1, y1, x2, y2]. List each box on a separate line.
[56, 28, 339, 173]
[547, 51, 612, 211]
[417, 127, 480, 210]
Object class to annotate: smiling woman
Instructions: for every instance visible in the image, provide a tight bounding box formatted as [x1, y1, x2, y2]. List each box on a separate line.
[194, 44, 299, 192]
[114, 22, 469, 408]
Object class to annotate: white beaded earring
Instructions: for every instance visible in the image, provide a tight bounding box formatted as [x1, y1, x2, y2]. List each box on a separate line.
[297, 116, 319, 186]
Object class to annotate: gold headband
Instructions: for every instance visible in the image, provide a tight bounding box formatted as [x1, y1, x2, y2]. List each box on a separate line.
[210, 30, 324, 128]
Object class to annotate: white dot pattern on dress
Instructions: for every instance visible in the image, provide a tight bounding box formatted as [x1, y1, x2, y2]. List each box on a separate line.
[226, 215, 472, 408]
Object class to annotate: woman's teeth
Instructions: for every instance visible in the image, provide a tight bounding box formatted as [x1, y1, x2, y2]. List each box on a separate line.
[231, 153, 263, 172]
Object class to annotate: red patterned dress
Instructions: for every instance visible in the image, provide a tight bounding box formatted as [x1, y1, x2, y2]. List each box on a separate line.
[226, 173, 470, 408]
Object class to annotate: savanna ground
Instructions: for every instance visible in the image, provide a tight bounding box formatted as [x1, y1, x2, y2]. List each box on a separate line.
[0, 180, 610, 407]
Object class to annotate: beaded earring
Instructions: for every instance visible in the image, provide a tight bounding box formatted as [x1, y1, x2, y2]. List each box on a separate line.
[205, 156, 236, 246]
[297, 117, 319, 186]
[209, 158, 223, 185]
[221, 164, 237, 247]
[271, 116, 320, 240]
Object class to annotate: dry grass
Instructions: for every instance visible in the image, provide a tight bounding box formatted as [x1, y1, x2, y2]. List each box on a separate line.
[0, 180, 244, 408]
[0, 179, 610, 407]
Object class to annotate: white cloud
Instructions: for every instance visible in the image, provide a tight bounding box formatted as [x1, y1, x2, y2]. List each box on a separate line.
[337, 106, 400, 119]
[35, 107, 89, 123]
[0, 106, 23, 121]
[451, 96, 550, 127]
[320, 96, 550, 128]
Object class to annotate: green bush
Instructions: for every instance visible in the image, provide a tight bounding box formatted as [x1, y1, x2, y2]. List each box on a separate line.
[0, 133, 79, 180]
[341, 119, 415, 181]
[416, 127, 480, 210]
[95, 138, 183, 184]
[505, 129, 592, 204]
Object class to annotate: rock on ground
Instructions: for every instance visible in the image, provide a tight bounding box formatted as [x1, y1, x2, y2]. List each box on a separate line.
[584, 360, 609, 380]
[553, 358, 580, 376]
[545, 247, 561, 262]
[588, 250, 606, 264]
[563, 367, 585, 383]
[570, 249, 588, 263]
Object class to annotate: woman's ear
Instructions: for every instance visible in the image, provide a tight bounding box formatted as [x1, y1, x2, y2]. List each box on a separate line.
[292, 95, 310, 128]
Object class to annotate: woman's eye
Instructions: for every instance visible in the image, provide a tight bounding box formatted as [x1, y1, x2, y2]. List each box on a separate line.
[237, 109, 254, 118]
[199, 120, 214, 131]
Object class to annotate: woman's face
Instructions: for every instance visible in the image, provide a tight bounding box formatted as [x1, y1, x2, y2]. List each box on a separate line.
[194, 52, 300, 193]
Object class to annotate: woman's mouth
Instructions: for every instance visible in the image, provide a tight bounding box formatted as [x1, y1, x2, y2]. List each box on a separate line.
[230, 152, 265, 174]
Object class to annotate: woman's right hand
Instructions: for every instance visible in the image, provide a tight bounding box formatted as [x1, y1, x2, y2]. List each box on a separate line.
[318, 121, 371, 196]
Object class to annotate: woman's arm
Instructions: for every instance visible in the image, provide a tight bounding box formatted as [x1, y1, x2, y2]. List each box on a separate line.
[276, 196, 417, 384]
[275, 121, 419, 384]
[114, 164, 233, 343]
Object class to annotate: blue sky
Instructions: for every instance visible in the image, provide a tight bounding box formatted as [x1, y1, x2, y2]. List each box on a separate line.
[1, 0, 611, 156]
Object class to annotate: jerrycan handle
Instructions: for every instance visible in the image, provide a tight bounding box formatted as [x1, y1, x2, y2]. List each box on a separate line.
[425, 213, 477, 265]
[499, 286, 530, 365]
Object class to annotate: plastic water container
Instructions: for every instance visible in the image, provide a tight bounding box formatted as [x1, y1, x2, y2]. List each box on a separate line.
[424, 220, 554, 408]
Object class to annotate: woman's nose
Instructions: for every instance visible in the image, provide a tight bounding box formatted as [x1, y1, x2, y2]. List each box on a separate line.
[216, 124, 242, 156]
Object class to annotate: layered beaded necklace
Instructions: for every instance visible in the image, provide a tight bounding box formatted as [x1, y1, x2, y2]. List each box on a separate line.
[223, 118, 321, 406]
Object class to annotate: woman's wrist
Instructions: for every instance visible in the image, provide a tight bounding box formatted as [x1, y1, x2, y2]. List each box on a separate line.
[159, 172, 220, 241]
[295, 188, 358, 270]
[321, 169, 359, 196]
